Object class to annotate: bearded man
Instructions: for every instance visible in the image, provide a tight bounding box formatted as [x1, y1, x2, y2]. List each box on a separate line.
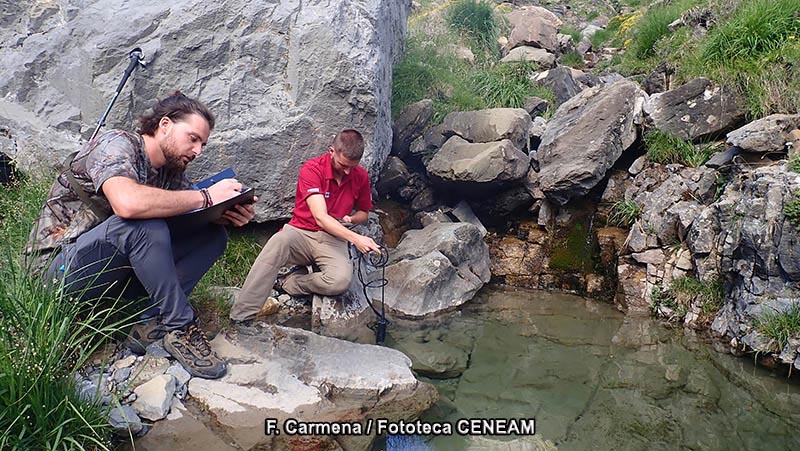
[25, 91, 254, 379]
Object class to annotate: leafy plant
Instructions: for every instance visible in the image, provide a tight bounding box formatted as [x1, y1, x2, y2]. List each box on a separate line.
[785, 192, 800, 228]
[607, 200, 641, 228]
[789, 154, 800, 173]
[754, 303, 800, 349]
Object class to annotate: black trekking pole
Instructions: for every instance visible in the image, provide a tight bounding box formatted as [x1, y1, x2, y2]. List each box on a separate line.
[89, 47, 146, 142]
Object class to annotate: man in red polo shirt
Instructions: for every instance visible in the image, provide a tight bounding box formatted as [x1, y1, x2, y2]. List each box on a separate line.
[230, 129, 381, 322]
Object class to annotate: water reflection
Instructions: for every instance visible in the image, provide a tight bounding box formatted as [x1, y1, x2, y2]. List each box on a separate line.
[384, 285, 800, 451]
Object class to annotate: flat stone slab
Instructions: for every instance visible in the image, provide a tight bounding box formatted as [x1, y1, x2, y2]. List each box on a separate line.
[151, 325, 438, 450]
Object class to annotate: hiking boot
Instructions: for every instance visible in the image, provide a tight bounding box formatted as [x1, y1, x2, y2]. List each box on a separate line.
[125, 319, 168, 355]
[163, 324, 227, 379]
[274, 265, 309, 293]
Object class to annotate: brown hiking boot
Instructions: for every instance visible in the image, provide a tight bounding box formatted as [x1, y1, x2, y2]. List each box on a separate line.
[125, 319, 168, 355]
[163, 324, 227, 379]
[274, 265, 309, 293]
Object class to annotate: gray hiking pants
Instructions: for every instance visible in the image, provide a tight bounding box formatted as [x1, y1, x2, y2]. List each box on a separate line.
[46, 216, 227, 329]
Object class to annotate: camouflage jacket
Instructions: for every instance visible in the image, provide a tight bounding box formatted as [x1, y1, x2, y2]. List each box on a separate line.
[24, 129, 189, 273]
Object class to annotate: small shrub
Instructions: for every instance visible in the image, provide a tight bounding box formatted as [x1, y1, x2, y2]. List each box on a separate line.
[784, 192, 800, 228]
[560, 51, 585, 68]
[754, 303, 800, 350]
[447, 0, 499, 54]
[607, 200, 641, 228]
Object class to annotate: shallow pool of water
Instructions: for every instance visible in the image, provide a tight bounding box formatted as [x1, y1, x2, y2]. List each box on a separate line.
[383, 285, 800, 450]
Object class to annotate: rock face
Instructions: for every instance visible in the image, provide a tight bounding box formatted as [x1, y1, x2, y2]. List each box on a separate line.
[707, 167, 800, 343]
[426, 136, 530, 194]
[391, 99, 433, 158]
[644, 77, 746, 142]
[535, 66, 583, 106]
[537, 79, 646, 205]
[151, 325, 438, 451]
[0, 0, 410, 222]
[384, 223, 491, 317]
[500, 46, 556, 67]
[726, 114, 800, 153]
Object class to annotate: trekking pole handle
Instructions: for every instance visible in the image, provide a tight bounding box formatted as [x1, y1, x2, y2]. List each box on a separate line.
[90, 48, 145, 142]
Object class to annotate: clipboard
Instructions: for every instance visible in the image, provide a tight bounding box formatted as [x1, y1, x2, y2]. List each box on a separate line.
[166, 168, 255, 229]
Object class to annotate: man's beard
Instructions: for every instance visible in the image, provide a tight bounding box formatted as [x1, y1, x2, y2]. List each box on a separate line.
[161, 135, 188, 172]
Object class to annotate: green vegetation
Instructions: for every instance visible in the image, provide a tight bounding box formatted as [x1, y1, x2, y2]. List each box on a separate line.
[393, 0, 554, 122]
[446, 0, 500, 56]
[607, 200, 641, 228]
[644, 130, 720, 167]
[788, 154, 800, 173]
[651, 276, 723, 320]
[754, 304, 800, 349]
[559, 24, 582, 45]
[592, 0, 800, 117]
[193, 230, 262, 319]
[0, 176, 126, 449]
[560, 51, 585, 68]
[549, 223, 597, 272]
[784, 192, 800, 228]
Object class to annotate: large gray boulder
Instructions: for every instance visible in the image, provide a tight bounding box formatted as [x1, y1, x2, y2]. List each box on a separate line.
[155, 326, 438, 451]
[500, 46, 556, 68]
[537, 79, 646, 205]
[534, 66, 583, 106]
[644, 77, 746, 142]
[440, 108, 532, 151]
[506, 6, 562, 53]
[726, 114, 800, 153]
[383, 222, 490, 317]
[426, 136, 530, 196]
[0, 0, 410, 222]
[391, 99, 433, 159]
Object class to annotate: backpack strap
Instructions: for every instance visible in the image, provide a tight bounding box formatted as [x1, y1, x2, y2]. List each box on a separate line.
[62, 150, 110, 221]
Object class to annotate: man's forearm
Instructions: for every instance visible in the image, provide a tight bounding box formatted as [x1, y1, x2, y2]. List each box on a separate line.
[347, 210, 369, 225]
[318, 214, 362, 243]
[103, 176, 205, 219]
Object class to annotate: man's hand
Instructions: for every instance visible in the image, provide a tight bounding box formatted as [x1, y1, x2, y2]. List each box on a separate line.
[352, 233, 381, 255]
[207, 178, 243, 205]
[221, 196, 258, 227]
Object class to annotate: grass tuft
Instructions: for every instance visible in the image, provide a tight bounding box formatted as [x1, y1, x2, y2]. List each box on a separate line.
[447, 0, 500, 55]
[754, 303, 800, 350]
[644, 130, 719, 167]
[607, 200, 640, 228]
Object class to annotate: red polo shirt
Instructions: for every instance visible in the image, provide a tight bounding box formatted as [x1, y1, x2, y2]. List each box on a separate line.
[287, 152, 373, 231]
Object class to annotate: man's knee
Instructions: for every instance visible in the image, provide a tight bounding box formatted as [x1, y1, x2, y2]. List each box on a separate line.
[321, 269, 352, 296]
[110, 217, 171, 250]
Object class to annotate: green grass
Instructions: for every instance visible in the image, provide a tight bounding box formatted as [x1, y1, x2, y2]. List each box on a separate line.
[788, 154, 800, 173]
[560, 51, 585, 68]
[0, 175, 131, 450]
[628, 1, 697, 59]
[392, 33, 555, 123]
[192, 230, 262, 319]
[447, 0, 500, 56]
[651, 276, 723, 320]
[607, 200, 640, 228]
[644, 130, 719, 167]
[754, 303, 800, 349]
[560, 24, 582, 45]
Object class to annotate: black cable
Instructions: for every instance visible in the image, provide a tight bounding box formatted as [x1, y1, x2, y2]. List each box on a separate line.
[349, 242, 390, 344]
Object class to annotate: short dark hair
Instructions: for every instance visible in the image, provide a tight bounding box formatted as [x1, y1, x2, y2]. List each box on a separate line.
[332, 129, 365, 160]
[138, 91, 215, 136]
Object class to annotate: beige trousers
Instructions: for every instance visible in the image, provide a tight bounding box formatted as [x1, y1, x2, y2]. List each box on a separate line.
[230, 224, 352, 321]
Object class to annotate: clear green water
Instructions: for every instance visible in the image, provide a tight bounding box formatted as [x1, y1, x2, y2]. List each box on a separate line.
[385, 285, 800, 451]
